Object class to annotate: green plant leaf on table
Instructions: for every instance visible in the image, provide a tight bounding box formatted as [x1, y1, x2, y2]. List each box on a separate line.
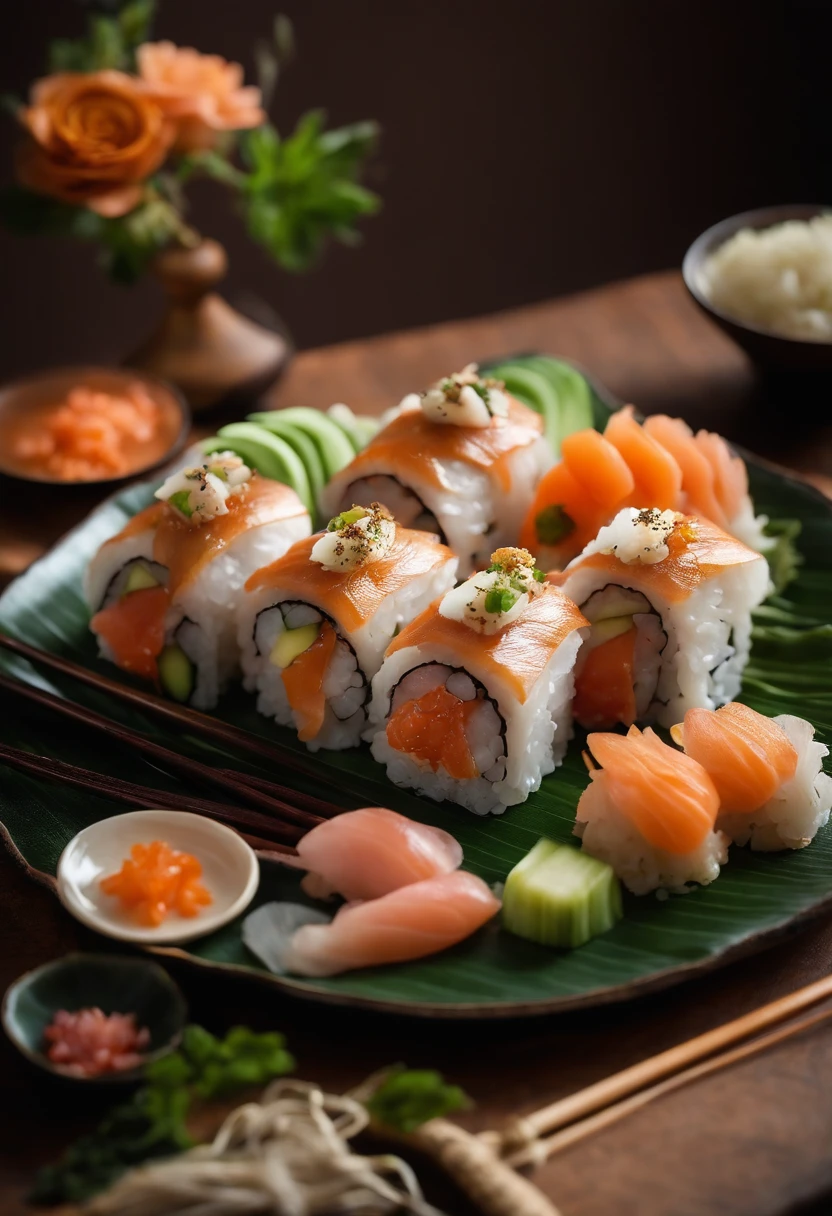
[1, 362, 832, 1018]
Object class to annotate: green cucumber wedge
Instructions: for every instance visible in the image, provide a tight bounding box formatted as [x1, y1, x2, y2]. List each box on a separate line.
[502, 838, 623, 949]
[204, 423, 314, 517]
[249, 407, 356, 480]
[487, 363, 561, 455]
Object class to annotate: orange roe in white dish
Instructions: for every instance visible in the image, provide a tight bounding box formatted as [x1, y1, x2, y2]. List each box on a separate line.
[43, 1007, 150, 1077]
[100, 839, 212, 927]
[11, 382, 162, 481]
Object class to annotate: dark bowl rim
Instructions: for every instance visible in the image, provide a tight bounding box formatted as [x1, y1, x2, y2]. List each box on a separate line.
[1, 951, 188, 1083]
[682, 203, 832, 346]
[0, 364, 191, 488]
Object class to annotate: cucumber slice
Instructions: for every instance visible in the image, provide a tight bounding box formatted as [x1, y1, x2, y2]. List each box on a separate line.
[487, 363, 561, 455]
[204, 423, 314, 517]
[270, 622, 320, 669]
[158, 644, 195, 704]
[123, 564, 159, 595]
[502, 838, 622, 949]
[249, 407, 355, 480]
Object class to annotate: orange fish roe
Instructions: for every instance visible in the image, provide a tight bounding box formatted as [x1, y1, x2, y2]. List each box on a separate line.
[386, 684, 480, 780]
[100, 840, 212, 927]
[43, 1008, 150, 1077]
[11, 382, 163, 481]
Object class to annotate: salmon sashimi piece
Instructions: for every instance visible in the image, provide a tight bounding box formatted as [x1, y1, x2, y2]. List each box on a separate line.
[695, 430, 748, 523]
[386, 684, 481, 779]
[284, 870, 501, 976]
[247, 526, 453, 635]
[586, 726, 720, 854]
[333, 395, 543, 495]
[282, 806, 463, 901]
[671, 703, 798, 814]
[386, 585, 588, 705]
[281, 621, 338, 741]
[643, 415, 728, 529]
[560, 429, 636, 509]
[89, 585, 170, 680]
[154, 475, 309, 595]
[573, 627, 638, 728]
[604, 406, 683, 512]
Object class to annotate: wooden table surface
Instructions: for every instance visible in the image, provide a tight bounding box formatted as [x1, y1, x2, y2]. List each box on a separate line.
[3, 270, 832, 1216]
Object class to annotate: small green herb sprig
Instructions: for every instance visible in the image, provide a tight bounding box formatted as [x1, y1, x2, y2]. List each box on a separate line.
[366, 1066, 471, 1134]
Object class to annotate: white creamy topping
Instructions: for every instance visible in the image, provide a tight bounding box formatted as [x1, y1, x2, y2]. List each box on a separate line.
[439, 546, 544, 634]
[418, 364, 509, 429]
[155, 451, 251, 523]
[582, 507, 685, 565]
[311, 503, 395, 572]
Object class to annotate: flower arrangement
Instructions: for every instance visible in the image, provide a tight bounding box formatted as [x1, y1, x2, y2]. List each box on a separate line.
[1, 1, 380, 283]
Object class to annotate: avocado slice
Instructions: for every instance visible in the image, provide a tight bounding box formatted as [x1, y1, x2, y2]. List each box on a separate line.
[238, 415, 326, 502]
[589, 616, 636, 646]
[270, 622, 320, 669]
[487, 363, 561, 455]
[158, 644, 195, 703]
[123, 563, 160, 595]
[204, 423, 314, 517]
[515, 356, 594, 439]
[582, 587, 649, 623]
[249, 407, 355, 480]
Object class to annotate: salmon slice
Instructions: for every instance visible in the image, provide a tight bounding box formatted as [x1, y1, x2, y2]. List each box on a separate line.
[335, 395, 542, 495]
[386, 586, 588, 705]
[604, 406, 682, 511]
[281, 621, 338, 741]
[386, 684, 480, 779]
[282, 806, 463, 901]
[643, 415, 728, 529]
[695, 431, 747, 523]
[586, 726, 720, 854]
[573, 627, 638, 728]
[247, 526, 453, 635]
[284, 870, 501, 976]
[560, 429, 636, 508]
[671, 703, 798, 814]
[90, 585, 170, 681]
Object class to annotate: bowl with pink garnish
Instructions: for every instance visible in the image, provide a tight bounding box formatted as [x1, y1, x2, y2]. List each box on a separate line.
[1, 954, 187, 1083]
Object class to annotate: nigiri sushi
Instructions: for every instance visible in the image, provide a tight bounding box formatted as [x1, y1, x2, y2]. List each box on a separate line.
[279, 807, 463, 901]
[576, 726, 728, 894]
[671, 703, 832, 851]
[554, 507, 769, 730]
[320, 365, 553, 576]
[86, 456, 311, 708]
[368, 547, 588, 815]
[245, 872, 501, 978]
[239, 505, 458, 750]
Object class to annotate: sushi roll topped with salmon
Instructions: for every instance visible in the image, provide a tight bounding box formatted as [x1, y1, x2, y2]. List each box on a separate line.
[86, 455, 312, 708]
[555, 506, 769, 731]
[320, 365, 553, 576]
[368, 547, 588, 815]
[239, 504, 458, 751]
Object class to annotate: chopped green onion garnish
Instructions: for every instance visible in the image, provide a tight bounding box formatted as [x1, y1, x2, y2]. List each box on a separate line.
[535, 504, 576, 545]
[471, 382, 491, 405]
[485, 587, 520, 614]
[327, 507, 367, 531]
[168, 490, 194, 518]
[206, 463, 228, 481]
[533, 568, 546, 583]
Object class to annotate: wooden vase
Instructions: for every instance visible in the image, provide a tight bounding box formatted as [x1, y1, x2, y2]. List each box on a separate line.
[125, 239, 292, 414]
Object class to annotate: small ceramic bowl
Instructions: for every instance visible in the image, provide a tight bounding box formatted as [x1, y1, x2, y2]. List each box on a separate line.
[682, 204, 832, 371]
[57, 809, 259, 945]
[2, 953, 187, 1083]
[0, 365, 190, 486]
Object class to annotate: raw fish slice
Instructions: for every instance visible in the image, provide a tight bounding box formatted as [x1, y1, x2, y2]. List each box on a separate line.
[285, 871, 500, 977]
[695, 430, 747, 523]
[282, 806, 464, 901]
[603, 406, 682, 511]
[643, 415, 728, 529]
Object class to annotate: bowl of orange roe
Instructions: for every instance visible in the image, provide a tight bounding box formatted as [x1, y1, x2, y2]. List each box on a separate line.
[0, 366, 190, 486]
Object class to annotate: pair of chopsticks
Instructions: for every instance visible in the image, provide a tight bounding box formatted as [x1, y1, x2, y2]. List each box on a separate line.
[0, 631, 349, 854]
[482, 975, 832, 1167]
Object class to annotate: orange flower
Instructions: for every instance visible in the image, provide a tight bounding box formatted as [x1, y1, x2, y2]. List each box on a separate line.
[17, 71, 173, 217]
[137, 41, 265, 153]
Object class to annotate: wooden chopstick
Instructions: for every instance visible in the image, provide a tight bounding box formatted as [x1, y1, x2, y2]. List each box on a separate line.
[485, 973, 832, 1164]
[505, 1001, 832, 1168]
[0, 671, 327, 831]
[0, 741, 302, 848]
[0, 631, 344, 793]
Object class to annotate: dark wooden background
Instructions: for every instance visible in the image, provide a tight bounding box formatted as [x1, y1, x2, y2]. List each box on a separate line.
[1, 0, 831, 381]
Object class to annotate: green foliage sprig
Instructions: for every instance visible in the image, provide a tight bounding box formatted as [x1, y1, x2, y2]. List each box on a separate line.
[48, 0, 156, 73]
[366, 1066, 472, 1134]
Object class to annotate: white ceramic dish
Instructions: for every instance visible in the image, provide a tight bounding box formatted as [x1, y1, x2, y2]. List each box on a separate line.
[57, 810, 259, 944]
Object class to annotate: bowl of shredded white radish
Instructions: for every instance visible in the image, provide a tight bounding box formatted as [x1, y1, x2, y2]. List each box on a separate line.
[683, 204, 832, 370]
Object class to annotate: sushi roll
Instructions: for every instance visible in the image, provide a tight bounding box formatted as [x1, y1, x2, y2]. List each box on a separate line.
[671, 703, 832, 851]
[320, 364, 553, 576]
[554, 507, 769, 730]
[576, 726, 728, 894]
[239, 503, 458, 751]
[368, 547, 588, 815]
[86, 454, 311, 708]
